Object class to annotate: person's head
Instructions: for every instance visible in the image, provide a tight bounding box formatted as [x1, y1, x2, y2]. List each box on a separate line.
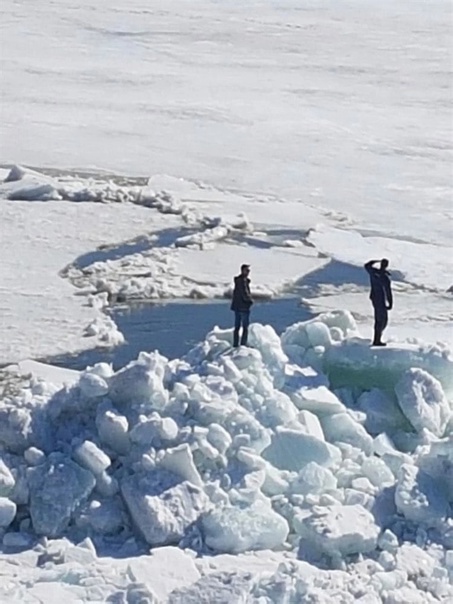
[380, 258, 389, 271]
[240, 264, 250, 277]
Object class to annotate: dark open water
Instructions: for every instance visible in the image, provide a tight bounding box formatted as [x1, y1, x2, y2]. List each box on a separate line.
[48, 298, 312, 370]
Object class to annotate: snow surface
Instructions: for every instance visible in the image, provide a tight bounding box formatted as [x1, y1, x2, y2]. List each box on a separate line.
[1, 0, 452, 600]
[0, 182, 161, 364]
[1, 0, 451, 247]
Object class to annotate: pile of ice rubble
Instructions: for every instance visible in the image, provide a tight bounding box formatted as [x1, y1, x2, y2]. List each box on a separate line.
[1, 311, 452, 602]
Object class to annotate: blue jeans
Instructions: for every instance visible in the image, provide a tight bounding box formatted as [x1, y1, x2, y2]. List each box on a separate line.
[233, 311, 250, 347]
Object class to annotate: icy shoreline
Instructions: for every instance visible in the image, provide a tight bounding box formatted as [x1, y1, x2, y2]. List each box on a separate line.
[1, 165, 451, 368]
[1, 311, 452, 602]
[0, 165, 328, 366]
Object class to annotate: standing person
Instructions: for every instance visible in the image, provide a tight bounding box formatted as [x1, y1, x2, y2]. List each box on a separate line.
[364, 258, 393, 346]
[231, 264, 253, 347]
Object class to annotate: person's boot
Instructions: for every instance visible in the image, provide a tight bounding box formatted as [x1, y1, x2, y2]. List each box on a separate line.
[372, 335, 387, 346]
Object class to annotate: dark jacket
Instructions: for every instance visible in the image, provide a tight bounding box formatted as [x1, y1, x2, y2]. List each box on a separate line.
[231, 275, 253, 312]
[365, 262, 393, 309]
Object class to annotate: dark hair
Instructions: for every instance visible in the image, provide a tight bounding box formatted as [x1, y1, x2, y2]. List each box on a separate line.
[240, 264, 250, 271]
[381, 258, 389, 269]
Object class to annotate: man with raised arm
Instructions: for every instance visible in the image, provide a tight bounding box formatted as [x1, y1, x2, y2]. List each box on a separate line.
[364, 258, 393, 346]
[231, 264, 253, 348]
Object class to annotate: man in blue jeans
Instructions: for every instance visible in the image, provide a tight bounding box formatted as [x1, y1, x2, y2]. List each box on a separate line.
[231, 264, 254, 347]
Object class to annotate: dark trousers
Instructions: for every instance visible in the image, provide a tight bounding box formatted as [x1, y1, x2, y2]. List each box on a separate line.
[233, 311, 250, 347]
[373, 303, 388, 344]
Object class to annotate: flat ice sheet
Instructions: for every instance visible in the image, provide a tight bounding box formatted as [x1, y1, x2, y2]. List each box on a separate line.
[1, 0, 451, 246]
[6, 360, 80, 387]
[0, 199, 170, 364]
[177, 243, 326, 294]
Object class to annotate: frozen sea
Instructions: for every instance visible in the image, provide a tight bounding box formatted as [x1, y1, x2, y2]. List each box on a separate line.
[0, 0, 452, 602]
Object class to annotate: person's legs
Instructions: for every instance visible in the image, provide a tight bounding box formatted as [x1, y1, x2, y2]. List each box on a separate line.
[373, 304, 387, 345]
[240, 311, 250, 346]
[233, 311, 242, 347]
[379, 307, 388, 343]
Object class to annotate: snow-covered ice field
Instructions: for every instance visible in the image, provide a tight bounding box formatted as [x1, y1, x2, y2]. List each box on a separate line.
[0, 0, 452, 601]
